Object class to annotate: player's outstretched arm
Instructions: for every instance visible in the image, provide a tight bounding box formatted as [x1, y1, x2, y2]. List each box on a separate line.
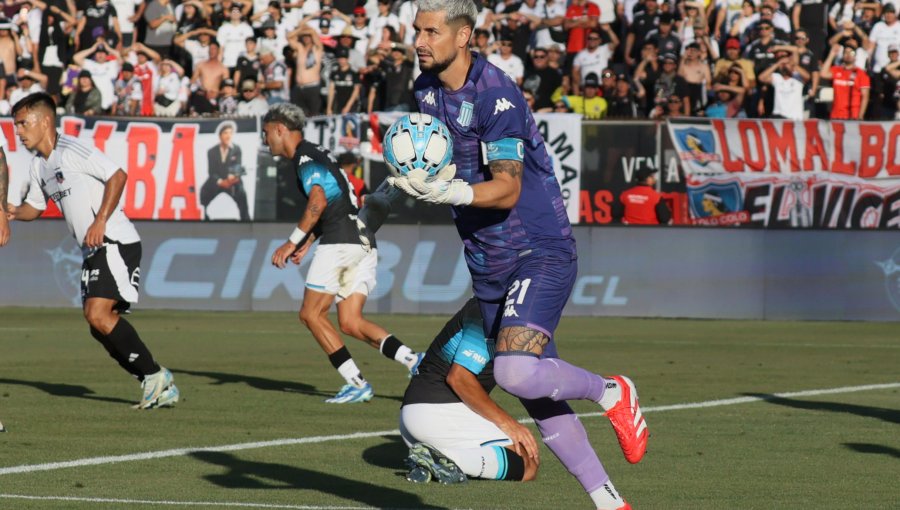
[470, 159, 523, 209]
[0, 147, 9, 246]
[272, 185, 326, 268]
[446, 363, 539, 460]
[6, 203, 43, 222]
[85, 169, 127, 248]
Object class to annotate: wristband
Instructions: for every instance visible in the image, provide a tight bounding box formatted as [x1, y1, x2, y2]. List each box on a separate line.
[288, 227, 307, 245]
[455, 184, 475, 206]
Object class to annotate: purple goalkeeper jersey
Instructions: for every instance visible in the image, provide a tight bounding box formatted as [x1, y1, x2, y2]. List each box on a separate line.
[414, 52, 576, 276]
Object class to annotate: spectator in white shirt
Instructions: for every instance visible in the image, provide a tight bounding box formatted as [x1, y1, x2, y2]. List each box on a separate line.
[868, 4, 900, 72]
[367, 0, 400, 50]
[217, 4, 255, 70]
[487, 38, 524, 85]
[573, 26, 618, 94]
[154, 59, 184, 116]
[343, 7, 371, 55]
[397, 0, 417, 45]
[533, 0, 567, 50]
[236, 78, 270, 115]
[73, 39, 121, 112]
[174, 27, 217, 71]
[257, 18, 286, 58]
[758, 54, 808, 120]
[10, 67, 48, 106]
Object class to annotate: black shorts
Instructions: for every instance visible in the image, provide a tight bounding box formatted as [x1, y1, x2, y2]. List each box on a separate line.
[81, 242, 142, 312]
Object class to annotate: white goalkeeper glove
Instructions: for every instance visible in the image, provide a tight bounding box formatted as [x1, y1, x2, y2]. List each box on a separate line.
[388, 164, 474, 206]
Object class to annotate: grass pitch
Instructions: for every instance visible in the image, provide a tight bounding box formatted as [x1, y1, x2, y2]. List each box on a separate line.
[0, 308, 898, 509]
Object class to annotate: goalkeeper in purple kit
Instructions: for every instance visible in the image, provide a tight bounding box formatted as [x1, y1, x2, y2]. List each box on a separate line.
[381, 0, 650, 508]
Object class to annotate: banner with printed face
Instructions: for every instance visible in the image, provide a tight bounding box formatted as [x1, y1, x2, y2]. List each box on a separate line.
[667, 119, 900, 228]
[5, 112, 581, 223]
[3, 116, 262, 222]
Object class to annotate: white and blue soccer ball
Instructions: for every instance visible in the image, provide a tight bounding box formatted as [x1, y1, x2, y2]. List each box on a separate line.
[382, 113, 453, 181]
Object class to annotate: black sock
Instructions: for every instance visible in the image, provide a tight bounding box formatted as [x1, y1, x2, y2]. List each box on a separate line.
[106, 318, 160, 377]
[501, 448, 526, 481]
[328, 346, 353, 370]
[90, 327, 143, 380]
[379, 335, 403, 360]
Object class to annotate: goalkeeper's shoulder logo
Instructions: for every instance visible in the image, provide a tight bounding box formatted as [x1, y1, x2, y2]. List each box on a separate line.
[493, 97, 516, 115]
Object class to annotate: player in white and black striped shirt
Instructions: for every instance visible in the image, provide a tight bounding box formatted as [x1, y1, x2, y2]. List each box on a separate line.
[6, 93, 180, 410]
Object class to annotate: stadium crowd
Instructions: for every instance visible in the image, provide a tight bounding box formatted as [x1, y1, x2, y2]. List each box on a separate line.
[0, 0, 898, 120]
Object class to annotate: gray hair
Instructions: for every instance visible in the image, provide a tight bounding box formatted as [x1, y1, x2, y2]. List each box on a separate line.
[262, 103, 306, 131]
[416, 0, 477, 28]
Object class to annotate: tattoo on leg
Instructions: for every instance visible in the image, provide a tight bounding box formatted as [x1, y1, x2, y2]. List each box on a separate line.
[496, 326, 549, 355]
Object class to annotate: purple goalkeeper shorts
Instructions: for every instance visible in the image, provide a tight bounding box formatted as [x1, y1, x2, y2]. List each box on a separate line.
[472, 252, 576, 356]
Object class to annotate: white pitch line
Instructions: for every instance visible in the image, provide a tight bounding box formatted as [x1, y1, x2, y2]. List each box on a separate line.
[566, 381, 900, 421]
[0, 431, 396, 476]
[1, 382, 897, 477]
[0, 494, 372, 510]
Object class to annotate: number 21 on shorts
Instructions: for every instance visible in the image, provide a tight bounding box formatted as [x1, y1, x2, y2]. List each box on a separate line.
[503, 278, 531, 318]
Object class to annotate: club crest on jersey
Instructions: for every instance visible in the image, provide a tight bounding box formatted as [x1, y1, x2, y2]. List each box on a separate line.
[493, 97, 515, 115]
[54, 169, 65, 183]
[457, 101, 474, 127]
[422, 91, 436, 106]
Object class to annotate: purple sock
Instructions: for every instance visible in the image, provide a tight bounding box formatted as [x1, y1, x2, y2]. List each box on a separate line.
[521, 398, 609, 493]
[494, 354, 608, 402]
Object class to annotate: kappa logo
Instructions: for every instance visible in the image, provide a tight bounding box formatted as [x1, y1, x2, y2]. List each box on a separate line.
[422, 91, 436, 106]
[493, 97, 516, 115]
[299, 155, 313, 165]
[461, 349, 487, 365]
[503, 304, 519, 317]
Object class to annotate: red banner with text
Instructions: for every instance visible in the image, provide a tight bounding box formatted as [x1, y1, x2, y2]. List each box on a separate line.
[667, 119, 900, 228]
[4, 117, 261, 221]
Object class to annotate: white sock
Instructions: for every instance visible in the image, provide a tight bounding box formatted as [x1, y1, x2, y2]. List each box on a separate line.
[440, 446, 502, 479]
[378, 335, 419, 369]
[590, 480, 626, 510]
[597, 378, 622, 411]
[396, 345, 418, 368]
[336, 360, 366, 388]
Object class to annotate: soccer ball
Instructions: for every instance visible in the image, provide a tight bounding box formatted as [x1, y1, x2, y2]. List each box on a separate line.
[382, 113, 453, 181]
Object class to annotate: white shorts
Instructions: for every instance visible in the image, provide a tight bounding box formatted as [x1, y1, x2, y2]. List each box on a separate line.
[305, 244, 377, 303]
[399, 403, 512, 451]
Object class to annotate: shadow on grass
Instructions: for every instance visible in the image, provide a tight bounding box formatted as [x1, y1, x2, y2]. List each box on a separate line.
[191, 450, 446, 509]
[744, 393, 900, 425]
[843, 443, 900, 460]
[170, 368, 405, 403]
[170, 368, 334, 398]
[0, 378, 133, 405]
[362, 434, 408, 472]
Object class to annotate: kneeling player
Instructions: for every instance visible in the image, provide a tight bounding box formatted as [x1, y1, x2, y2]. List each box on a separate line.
[400, 298, 539, 483]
